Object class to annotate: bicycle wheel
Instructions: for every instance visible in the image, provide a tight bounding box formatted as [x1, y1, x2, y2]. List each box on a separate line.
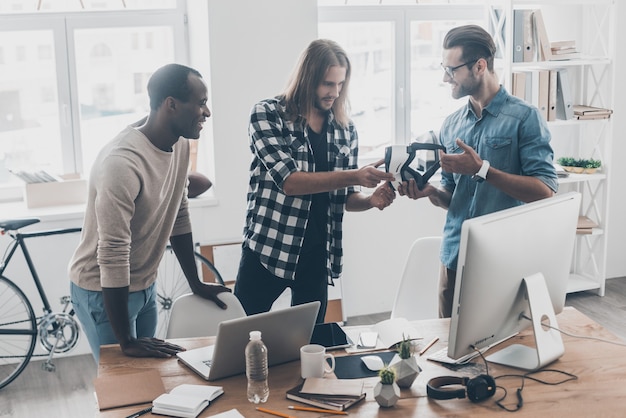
[0, 276, 37, 389]
[155, 247, 224, 339]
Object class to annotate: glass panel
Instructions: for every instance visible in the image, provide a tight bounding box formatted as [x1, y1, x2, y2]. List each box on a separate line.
[409, 19, 481, 139]
[319, 21, 394, 157]
[0, 29, 62, 185]
[73, 26, 175, 173]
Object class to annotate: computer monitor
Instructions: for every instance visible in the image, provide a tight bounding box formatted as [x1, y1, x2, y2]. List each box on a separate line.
[448, 191, 581, 370]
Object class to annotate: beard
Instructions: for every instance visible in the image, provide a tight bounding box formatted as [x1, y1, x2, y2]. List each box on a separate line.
[451, 73, 479, 100]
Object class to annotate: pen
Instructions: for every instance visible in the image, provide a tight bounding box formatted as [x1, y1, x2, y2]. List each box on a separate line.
[288, 405, 348, 415]
[256, 406, 296, 418]
[125, 406, 152, 418]
[419, 337, 439, 356]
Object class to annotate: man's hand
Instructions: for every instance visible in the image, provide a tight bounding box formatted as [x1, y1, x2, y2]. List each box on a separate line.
[355, 159, 395, 188]
[397, 179, 437, 200]
[439, 139, 482, 176]
[369, 182, 396, 210]
[120, 337, 186, 358]
[192, 282, 232, 310]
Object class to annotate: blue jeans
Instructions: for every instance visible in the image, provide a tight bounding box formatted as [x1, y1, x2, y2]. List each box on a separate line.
[70, 282, 158, 364]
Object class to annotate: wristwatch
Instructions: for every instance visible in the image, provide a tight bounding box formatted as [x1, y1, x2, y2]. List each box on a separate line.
[472, 160, 490, 183]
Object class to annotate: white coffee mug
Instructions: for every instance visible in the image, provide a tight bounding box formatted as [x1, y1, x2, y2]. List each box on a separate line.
[300, 344, 335, 379]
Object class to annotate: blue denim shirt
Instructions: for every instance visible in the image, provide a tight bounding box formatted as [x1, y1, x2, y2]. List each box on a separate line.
[439, 86, 558, 271]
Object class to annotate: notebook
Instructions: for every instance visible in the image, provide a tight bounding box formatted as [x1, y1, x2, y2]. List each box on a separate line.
[177, 301, 320, 381]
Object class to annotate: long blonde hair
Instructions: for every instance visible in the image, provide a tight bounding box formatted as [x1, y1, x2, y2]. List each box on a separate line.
[282, 39, 352, 128]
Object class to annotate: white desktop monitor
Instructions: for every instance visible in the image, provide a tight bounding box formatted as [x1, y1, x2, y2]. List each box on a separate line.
[448, 192, 581, 370]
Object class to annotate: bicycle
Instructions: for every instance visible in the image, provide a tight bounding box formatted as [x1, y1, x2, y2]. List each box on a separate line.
[0, 217, 81, 390]
[0, 217, 223, 389]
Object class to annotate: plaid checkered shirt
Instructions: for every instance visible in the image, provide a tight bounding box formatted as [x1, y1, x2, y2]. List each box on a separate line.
[243, 97, 359, 281]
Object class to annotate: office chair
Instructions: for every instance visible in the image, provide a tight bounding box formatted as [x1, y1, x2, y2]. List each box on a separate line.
[390, 236, 442, 321]
[166, 292, 247, 339]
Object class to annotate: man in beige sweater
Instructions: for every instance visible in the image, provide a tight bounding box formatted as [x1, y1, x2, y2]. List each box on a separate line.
[69, 64, 230, 363]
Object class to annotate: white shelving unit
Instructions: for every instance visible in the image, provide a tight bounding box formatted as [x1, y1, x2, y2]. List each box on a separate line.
[487, 0, 615, 296]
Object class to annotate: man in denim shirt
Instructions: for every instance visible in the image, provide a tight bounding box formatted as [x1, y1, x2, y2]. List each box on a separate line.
[235, 40, 396, 323]
[398, 25, 558, 317]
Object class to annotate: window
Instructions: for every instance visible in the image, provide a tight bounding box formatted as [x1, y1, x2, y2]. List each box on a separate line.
[318, 3, 485, 159]
[0, 2, 186, 200]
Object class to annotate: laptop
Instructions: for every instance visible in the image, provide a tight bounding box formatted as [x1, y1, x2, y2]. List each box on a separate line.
[176, 301, 320, 381]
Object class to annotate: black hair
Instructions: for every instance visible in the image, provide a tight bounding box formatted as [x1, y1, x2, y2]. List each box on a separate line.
[147, 63, 203, 111]
[443, 25, 496, 71]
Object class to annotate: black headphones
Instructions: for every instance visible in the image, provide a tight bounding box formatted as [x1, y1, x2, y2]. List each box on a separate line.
[427, 375, 496, 403]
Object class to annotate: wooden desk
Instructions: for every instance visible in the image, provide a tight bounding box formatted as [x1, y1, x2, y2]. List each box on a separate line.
[97, 307, 626, 417]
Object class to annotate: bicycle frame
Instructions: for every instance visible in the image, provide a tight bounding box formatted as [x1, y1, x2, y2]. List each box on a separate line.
[0, 227, 81, 315]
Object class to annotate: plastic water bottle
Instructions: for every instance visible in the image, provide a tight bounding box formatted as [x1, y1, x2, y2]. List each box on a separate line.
[245, 330, 269, 403]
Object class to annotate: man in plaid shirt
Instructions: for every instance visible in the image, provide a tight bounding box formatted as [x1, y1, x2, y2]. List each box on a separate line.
[234, 39, 396, 323]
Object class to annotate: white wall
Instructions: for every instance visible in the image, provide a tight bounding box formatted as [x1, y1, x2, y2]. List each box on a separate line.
[189, 0, 319, 245]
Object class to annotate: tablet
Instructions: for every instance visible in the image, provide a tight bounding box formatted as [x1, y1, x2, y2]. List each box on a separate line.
[310, 322, 353, 350]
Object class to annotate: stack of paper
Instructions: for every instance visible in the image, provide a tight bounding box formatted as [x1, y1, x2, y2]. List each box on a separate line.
[152, 384, 224, 418]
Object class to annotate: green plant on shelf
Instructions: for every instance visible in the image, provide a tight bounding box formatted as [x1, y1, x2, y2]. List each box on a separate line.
[557, 157, 601, 169]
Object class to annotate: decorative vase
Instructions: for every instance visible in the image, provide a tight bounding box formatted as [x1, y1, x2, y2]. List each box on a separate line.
[390, 354, 421, 389]
[374, 381, 400, 407]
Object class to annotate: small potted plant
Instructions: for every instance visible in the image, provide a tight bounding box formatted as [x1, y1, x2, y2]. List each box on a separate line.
[390, 335, 421, 388]
[374, 365, 400, 407]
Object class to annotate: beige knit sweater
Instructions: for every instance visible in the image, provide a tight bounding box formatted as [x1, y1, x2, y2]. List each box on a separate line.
[69, 126, 192, 292]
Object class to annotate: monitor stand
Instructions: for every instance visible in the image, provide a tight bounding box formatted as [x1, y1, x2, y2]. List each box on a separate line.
[486, 272, 564, 371]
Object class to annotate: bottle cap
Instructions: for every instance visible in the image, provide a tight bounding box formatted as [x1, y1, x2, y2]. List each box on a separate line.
[249, 330, 262, 340]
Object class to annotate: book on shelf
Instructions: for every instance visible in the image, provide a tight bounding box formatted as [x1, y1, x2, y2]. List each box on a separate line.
[286, 380, 365, 411]
[573, 105, 613, 116]
[575, 113, 611, 120]
[152, 384, 224, 418]
[551, 40, 576, 49]
[577, 216, 599, 235]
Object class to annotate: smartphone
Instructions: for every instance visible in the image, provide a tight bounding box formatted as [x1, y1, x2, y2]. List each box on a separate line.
[310, 322, 353, 350]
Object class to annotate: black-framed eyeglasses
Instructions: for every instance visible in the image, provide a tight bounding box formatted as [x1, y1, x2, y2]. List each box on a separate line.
[441, 59, 478, 79]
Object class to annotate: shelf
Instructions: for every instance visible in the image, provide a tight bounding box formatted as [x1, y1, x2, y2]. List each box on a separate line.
[510, 57, 611, 70]
[557, 173, 606, 184]
[567, 273, 601, 294]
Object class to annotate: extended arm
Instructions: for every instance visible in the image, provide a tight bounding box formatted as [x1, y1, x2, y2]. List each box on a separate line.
[102, 286, 184, 357]
[283, 160, 394, 196]
[440, 139, 553, 203]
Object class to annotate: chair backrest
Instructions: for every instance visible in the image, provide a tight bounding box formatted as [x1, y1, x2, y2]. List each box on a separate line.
[166, 292, 247, 339]
[390, 236, 442, 321]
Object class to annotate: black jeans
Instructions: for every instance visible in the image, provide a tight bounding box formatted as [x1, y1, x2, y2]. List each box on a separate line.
[234, 246, 329, 323]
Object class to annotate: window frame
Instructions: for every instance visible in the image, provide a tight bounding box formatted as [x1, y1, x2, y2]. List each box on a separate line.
[318, 4, 486, 146]
[0, 6, 188, 201]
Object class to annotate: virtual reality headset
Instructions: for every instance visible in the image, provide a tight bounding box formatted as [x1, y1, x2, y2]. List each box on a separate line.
[384, 130, 446, 190]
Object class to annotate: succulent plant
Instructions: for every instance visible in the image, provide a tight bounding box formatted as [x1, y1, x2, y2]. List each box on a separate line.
[397, 334, 413, 360]
[378, 365, 396, 385]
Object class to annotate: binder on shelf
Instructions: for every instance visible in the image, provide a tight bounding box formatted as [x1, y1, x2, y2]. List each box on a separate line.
[537, 70, 550, 121]
[532, 9, 552, 61]
[511, 72, 527, 100]
[556, 69, 574, 120]
[512, 9, 525, 62]
[522, 10, 535, 62]
[547, 70, 557, 121]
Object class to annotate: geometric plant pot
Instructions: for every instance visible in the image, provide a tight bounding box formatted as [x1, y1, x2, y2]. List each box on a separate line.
[390, 354, 421, 389]
[374, 381, 400, 407]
